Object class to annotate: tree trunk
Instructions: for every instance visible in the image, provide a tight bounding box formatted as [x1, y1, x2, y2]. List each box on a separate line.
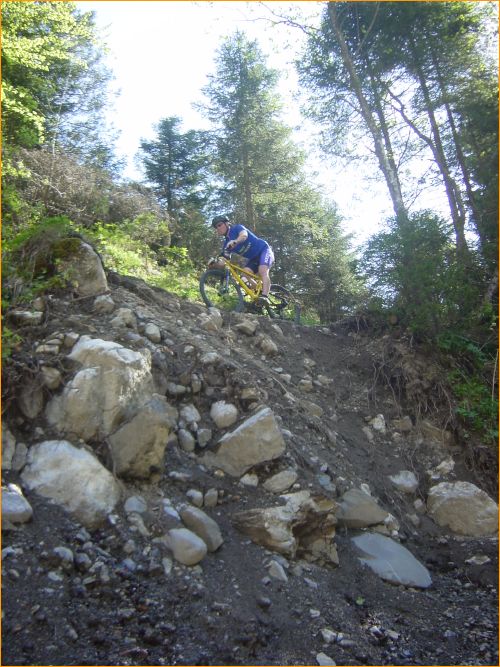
[327, 3, 408, 225]
[242, 144, 256, 231]
[408, 34, 469, 255]
[430, 47, 484, 244]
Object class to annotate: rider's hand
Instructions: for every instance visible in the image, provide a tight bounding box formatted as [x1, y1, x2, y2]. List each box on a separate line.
[226, 241, 236, 251]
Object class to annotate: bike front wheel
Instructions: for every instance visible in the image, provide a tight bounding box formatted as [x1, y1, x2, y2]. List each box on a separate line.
[199, 269, 245, 312]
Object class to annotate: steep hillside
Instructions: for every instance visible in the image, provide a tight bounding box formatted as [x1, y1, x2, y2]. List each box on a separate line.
[2, 250, 498, 667]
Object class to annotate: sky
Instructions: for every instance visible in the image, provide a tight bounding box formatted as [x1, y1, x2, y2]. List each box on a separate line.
[77, 1, 402, 245]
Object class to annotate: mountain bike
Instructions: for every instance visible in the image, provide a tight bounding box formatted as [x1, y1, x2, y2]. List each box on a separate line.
[199, 254, 301, 323]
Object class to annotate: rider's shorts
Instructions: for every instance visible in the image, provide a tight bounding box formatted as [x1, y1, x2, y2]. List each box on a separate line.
[246, 245, 274, 272]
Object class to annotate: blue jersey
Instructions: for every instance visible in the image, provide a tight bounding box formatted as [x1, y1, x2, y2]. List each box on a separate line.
[222, 224, 269, 261]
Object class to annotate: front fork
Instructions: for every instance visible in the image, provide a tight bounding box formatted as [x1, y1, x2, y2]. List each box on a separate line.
[218, 269, 231, 295]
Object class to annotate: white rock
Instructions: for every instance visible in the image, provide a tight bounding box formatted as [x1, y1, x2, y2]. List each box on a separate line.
[124, 495, 147, 514]
[2, 423, 16, 471]
[337, 488, 388, 528]
[204, 407, 286, 477]
[427, 481, 498, 536]
[186, 489, 204, 507]
[180, 404, 201, 423]
[316, 652, 336, 666]
[166, 528, 207, 565]
[145, 322, 162, 343]
[263, 469, 298, 493]
[320, 628, 337, 644]
[2, 484, 33, 523]
[268, 560, 288, 582]
[370, 414, 386, 433]
[210, 401, 238, 428]
[21, 440, 121, 528]
[389, 470, 419, 493]
[178, 429, 196, 452]
[179, 505, 223, 551]
[204, 488, 219, 507]
[93, 294, 115, 314]
[240, 473, 259, 487]
[40, 366, 62, 389]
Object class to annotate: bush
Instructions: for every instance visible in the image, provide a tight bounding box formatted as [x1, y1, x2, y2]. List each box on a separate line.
[360, 211, 484, 339]
[438, 332, 498, 446]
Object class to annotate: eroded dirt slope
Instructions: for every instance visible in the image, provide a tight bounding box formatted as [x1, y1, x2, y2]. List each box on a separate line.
[2, 274, 498, 666]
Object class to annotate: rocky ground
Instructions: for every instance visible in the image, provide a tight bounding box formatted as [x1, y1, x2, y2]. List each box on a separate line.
[2, 269, 498, 666]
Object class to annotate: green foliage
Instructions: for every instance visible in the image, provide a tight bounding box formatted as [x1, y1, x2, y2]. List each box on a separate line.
[1, 326, 23, 360]
[86, 222, 157, 278]
[298, 1, 498, 275]
[139, 116, 211, 220]
[2, 215, 77, 309]
[86, 223, 201, 300]
[153, 247, 206, 301]
[1, 1, 94, 148]
[360, 210, 484, 338]
[438, 333, 498, 445]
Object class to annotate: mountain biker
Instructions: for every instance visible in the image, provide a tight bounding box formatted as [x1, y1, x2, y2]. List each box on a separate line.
[211, 215, 274, 304]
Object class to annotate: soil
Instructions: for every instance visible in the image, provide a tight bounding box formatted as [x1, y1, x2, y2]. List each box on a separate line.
[2, 273, 498, 666]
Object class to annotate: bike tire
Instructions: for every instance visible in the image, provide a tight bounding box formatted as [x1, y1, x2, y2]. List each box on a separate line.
[267, 284, 301, 323]
[199, 269, 245, 312]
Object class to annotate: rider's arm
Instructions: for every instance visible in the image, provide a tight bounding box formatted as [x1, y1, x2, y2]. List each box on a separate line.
[226, 228, 248, 250]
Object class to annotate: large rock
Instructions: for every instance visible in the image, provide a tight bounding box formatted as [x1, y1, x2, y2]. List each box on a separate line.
[427, 481, 498, 536]
[58, 240, 108, 297]
[108, 394, 177, 478]
[202, 407, 286, 476]
[352, 532, 432, 588]
[46, 337, 154, 440]
[21, 440, 121, 528]
[337, 488, 389, 528]
[233, 490, 337, 563]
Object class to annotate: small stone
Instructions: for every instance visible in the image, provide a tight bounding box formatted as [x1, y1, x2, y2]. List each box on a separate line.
[204, 488, 219, 508]
[316, 652, 336, 666]
[257, 596, 272, 609]
[321, 628, 337, 644]
[186, 489, 204, 507]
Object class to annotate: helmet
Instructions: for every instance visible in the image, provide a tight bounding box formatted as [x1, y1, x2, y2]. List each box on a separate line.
[211, 215, 230, 228]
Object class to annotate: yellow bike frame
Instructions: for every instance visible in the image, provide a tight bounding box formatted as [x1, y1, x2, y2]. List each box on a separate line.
[217, 256, 263, 301]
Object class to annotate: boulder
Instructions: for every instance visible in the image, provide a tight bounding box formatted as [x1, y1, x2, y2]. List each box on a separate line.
[108, 394, 177, 478]
[352, 532, 432, 588]
[203, 407, 285, 476]
[46, 337, 154, 440]
[21, 440, 121, 528]
[58, 240, 108, 297]
[337, 488, 389, 528]
[233, 490, 337, 562]
[427, 481, 498, 536]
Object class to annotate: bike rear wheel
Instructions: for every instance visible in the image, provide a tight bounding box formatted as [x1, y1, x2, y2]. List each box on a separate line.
[267, 284, 301, 323]
[199, 269, 245, 312]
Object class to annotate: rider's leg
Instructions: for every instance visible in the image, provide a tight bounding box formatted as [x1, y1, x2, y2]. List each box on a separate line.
[257, 246, 274, 297]
[258, 265, 271, 297]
